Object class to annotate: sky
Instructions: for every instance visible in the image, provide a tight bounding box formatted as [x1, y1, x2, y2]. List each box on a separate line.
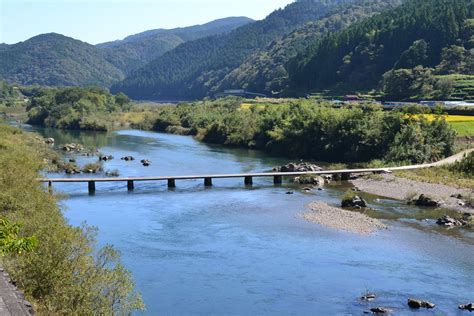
[0, 0, 295, 44]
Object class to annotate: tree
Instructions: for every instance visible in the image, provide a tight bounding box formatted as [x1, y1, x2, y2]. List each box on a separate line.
[0, 219, 36, 256]
[436, 45, 469, 74]
[394, 40, 429, 69]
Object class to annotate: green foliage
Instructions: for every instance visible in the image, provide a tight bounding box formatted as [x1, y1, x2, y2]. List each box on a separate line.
[112, 0, 358, 99]
[147, 99, 456, 163]
[0, 33, 124, 87]
[99, 17, 253, 75]
[0, 125, 144, 314]
[448, 151, 474, 175]
[26, 86, 131, 131]
[341, 190, 357, 204]
[288, 0, 473, 98]
[0, 218, 36, 256]
[218, 0, 403, 96]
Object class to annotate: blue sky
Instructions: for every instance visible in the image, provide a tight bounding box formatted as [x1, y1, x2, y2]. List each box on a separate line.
[0, 0, 295, 44]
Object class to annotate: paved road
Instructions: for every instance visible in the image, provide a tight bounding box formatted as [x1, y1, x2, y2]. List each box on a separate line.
[0, 268, 33, 315]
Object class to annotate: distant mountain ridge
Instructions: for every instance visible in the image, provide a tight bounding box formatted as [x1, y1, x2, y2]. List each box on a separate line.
[111, 0, 357, 99]
[0, 33, 124, 87]
[0, 17, 253, 86]
[97, 17, 253, 48]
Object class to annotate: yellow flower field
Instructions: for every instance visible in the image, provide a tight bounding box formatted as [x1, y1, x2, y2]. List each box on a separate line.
[406, 114, 474, 122]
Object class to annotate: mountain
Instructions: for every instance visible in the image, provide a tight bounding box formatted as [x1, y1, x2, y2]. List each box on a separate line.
[0, 17, 252, 87]
[287, 0, 473, 96]
[216, 0, 403, 96]
[98, 17, 253, 74]
[111, 0, 358, 100]
[0, 33, 124, 87]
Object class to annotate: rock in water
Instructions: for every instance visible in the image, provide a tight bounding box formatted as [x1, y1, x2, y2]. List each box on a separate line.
[141, 159, 151, 167]
[413, 194, 441, 207]
[341, 195, 368, 208]
[436, 215, 463, 227]
[360, 293, 376, 301]
[408, 298, 435, 309]
[366, 307, 391, 314]
[459, 303, 474, 311]
[45, 137, 55, 144]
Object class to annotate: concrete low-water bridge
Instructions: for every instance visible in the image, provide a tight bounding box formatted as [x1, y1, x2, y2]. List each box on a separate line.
[39, 149, 473, 194]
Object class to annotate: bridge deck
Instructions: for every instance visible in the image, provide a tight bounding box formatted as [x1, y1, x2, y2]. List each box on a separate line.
[37, 148, 473, 193]
[39, 165, 432, 183]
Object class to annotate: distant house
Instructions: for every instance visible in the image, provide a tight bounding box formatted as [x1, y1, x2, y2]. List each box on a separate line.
[344, 95, 360, 102]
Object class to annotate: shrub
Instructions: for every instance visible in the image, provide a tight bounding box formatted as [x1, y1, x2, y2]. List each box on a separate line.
[0, 125, 144, 314]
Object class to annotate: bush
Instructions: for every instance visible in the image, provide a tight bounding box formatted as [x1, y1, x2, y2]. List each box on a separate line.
[448, 151, 474, 175]
[0, 125, 144, 314]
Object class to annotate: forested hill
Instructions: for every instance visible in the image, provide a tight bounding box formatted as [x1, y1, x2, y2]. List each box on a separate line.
[216, 0, 403, 96]
[98, 17, 253, 74]
[287, 0, 474, 98]
[0, 33, 124, 87]
[0, 17, 252, 87]
[111, 0, 358, 100]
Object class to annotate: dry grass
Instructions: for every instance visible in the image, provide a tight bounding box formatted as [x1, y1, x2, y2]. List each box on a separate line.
[395, 167, 474, 190]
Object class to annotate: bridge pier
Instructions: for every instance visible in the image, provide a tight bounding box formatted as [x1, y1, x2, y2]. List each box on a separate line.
[273, 175, 282, 185]
[204, 177, 212, 187]
[88, 181, 96, 194]
[127, 180, 134, 191]
[341, 173, 351, 181]
[244, 176, 253, 186]
[168, 179, 176, 188]
[48, 181, 53, 194]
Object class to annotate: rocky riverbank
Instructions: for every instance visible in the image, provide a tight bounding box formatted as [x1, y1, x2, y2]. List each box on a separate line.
[301, 202, 387, 235]
[352, 174, 473, 213]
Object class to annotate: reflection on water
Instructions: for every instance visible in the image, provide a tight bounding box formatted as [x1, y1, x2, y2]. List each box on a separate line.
[22, 126, 474, 315]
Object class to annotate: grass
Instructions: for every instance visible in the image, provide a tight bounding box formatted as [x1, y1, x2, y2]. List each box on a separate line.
[450, 121, 474, 137]
[395, 167, 474, 190]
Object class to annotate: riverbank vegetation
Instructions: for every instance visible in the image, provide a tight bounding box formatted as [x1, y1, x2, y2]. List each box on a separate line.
[23, 87, 464, 164]
[125, 98, 457, 164]
[26, 86, 131, 131]
[0, 124, 144, 314]
[396, 151, 474, 189]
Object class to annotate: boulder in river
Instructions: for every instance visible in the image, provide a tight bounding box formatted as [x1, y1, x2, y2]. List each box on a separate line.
[407, 298, 435, 309]
[364, 307, 391, 314]
[61, 143, 83, 152]
[141, 159, 151, 167]
[436, 215, 463, 227]
[341, 195, 367, 208]
[121, 156, 135, 161]
[413, 194, 441, 207]
[99, 155, 114, 161]
[360, 293, 376, 301]
[274, 162, 323, 173]
[44, 138, 55, 144]
[459, 303, 474, 311]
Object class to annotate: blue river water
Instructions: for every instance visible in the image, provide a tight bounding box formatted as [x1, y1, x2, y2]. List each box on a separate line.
[27, 127, 474, 315]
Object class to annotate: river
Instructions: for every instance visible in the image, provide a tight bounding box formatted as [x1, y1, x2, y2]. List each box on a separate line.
[23, 126, 474, 315]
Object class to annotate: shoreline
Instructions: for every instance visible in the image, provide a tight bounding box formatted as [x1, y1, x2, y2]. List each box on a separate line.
[352, 174, 473, 213]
